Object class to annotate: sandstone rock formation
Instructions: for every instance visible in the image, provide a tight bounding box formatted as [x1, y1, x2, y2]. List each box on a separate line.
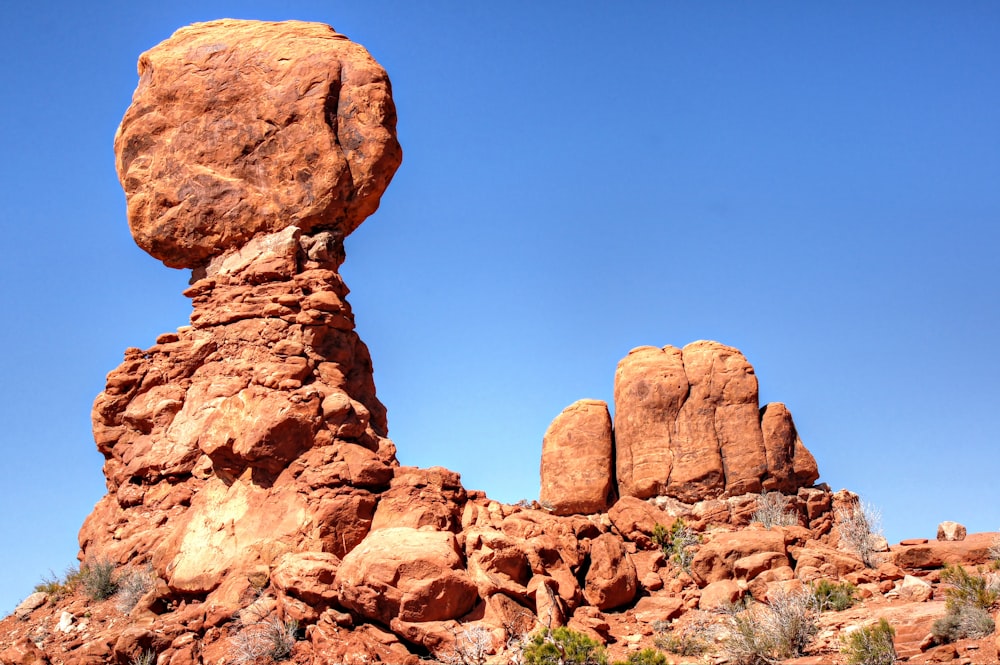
[539, 341, 820, 513]
[539, 399, 614, 515]
[115, 20, 401, 269]
[8, 17, 997, 665]
[615, 341, 819, 502]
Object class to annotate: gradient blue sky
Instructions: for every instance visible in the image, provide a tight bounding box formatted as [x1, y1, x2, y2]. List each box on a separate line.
[1, 2, 997, 613]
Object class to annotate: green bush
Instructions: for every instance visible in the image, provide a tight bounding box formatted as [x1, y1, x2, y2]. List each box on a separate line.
[810, 579, 856, 612]
[941, 564, 999, 612]
[79, 557, 118, 601]
[651, 519, 701, 573]
[523, 627, 608, 665]
[931, 564, 999, 643]
[611, 648, 666, 665]
[841, 618, 897, 665]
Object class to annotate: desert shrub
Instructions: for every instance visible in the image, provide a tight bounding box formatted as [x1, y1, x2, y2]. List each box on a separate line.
[930, 565, 999, 644]
[841, 618, 897, 665]
[652, 614, 717, 657]
[34, 565, 80, 600]
[751, 491, 798, 528]
[130, 650, 157, 665]
[610, 648, 666, 665]
[522, 627, 608, 665]
[942, 564, 1000, 612]
[723, 590, 818, 665]
[444, 625, 493, 665]
[79, 557, 118, 601]
[230, 616, 298, 664]
[958, 605, 996, 638]
[810, 579, 857, 612]
[835, 499, 884, 568]
[651, 519, 701, 573]
[115, 565, 156, 613]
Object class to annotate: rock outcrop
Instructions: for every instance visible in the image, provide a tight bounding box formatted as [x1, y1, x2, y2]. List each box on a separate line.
[539, 341, 820, 512]
[615, 341, 819, 502]
[539, 399, 614, 515]
[85, 22, 403, 599]
[9, 17, 995, 665]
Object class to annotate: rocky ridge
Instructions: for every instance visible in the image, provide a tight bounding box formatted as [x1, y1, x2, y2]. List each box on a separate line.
[2, 18, 998, 665]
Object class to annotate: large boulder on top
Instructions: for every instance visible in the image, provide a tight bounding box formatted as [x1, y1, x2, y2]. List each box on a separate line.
[115, 19, 402, 268]
[539, 399, 614, 515]
[614, 341, 819, 503]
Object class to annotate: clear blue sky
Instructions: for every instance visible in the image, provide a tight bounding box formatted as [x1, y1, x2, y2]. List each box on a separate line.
[1, 2, 998, 614]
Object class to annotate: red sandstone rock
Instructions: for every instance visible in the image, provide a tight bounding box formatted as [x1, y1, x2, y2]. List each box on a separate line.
[689, 528, 788, 586]
[698, 579, 742, 610]
[613, 341, 819, 504]
[334, 527, 478, 624]
[115, 20, 401, 269]
[891, 532, 994, 569]
[0, 638, 50, 665]
[937, 521, 968, 541]
[607, 496, 672, 549]
[614, 345, 687, 499]
[539, 399, 614, 515]
[760, 402, 820, 492]
[583, 533, 638, 610]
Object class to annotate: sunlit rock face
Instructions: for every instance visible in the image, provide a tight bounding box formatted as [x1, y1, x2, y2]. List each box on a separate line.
[114, 19, 401, 269]
[84, 19, 403, 619]
[614, 341, 819, 502]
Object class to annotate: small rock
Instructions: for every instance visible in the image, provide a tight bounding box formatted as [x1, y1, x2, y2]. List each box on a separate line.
[56, 611, 74, 633]
[12, 592, 48, 620]
[897, 575, 934, 602]
[937, 521, 967, 542]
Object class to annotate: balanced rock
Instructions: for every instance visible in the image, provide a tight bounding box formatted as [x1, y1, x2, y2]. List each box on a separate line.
[539, 399, 614, 515]
[115, 19, 401, 268]
[9, 18, 848, 665]
[82, 17, 402, 620]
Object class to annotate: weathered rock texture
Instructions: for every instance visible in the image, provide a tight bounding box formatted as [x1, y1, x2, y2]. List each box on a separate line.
[115, 20, 401, 269]
[12, 17, 983, 665]
[539, 399, 614, 515]
[539, 342, 820, 512]
[613, 341, 819, 502]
